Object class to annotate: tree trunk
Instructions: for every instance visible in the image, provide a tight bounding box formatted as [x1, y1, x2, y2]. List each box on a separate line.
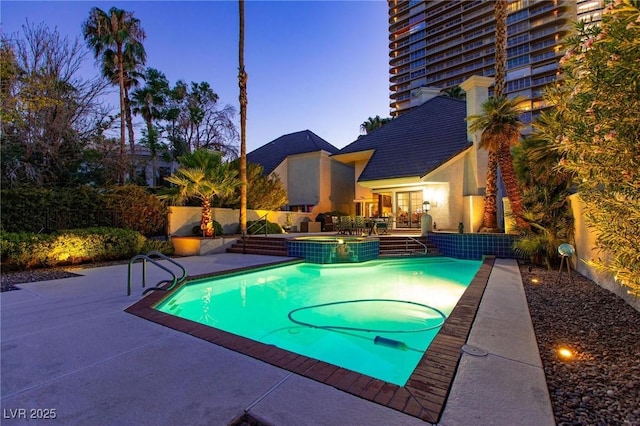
[481, 150, 499, 230]
[117, 44, 127, 184]
[124, 86, 136, 181]
[494, 0, 508, 98]
[498, 144, 528, 229]
[238, 0, 248, 237]
[201, 198, 214, 237]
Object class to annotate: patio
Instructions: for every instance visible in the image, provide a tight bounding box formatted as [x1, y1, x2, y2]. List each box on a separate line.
[1, 253, 553, 425]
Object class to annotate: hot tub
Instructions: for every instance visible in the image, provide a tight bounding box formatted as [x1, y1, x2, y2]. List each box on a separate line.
[287, 236, 379, 264]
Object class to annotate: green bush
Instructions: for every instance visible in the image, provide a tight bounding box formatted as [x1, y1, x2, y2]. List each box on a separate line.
[102, 185, 167, 236]
[191, 220, 223, 237]
[0, 227, 172, 270]
[247, 220, 283, 235]
[0, 187, 105, 233]
[1, 186, 167, 236]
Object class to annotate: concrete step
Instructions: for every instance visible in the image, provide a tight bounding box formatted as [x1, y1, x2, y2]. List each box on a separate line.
[226, 247, 288, 256]
[227, 236, 289, 257]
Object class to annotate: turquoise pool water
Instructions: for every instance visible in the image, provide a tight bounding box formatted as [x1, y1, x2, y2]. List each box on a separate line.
[156, 257, 481, 386]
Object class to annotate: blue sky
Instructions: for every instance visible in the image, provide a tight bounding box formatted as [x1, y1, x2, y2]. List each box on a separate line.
[2, 1, 390, 152]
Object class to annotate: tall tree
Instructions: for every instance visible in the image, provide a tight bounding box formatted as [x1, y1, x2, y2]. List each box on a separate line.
[1, 22, 110, 187]
[238, 0, 248, 237]
[101, 43, 146, 177]
[476, 0, 509, 231]
[217, 161, 288, 210]
[468, 96, 529, 230]
[163, 80, 238, 157]
[132, 68, 170, 186]
[82, 7, 146, 184]
[360, 115, 392, 134]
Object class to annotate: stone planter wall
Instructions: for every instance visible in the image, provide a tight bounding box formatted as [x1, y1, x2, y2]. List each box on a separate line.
[171, 236, 239, 256]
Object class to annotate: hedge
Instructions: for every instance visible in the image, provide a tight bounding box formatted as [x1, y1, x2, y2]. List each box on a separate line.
[0, 186, 167, 236]
[0, 227, 173, 270]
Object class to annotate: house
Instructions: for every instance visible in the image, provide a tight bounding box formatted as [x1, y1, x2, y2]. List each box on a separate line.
[247, 130, 354, 215]
[332, 76, 495, 232]
[133, 144, 178, 187]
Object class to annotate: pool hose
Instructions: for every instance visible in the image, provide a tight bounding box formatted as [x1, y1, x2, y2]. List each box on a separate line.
[287, 299, 446, 334]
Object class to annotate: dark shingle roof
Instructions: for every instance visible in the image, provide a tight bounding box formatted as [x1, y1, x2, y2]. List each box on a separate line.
[247, 130, 339, 175]
[335, 96, 471, 182]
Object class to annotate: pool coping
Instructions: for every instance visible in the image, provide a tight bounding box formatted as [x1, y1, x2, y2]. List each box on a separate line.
[125, 257, 494, 423]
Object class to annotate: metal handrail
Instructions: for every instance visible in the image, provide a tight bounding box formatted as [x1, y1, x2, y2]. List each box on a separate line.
[246, 213, 269, 237]
[406, 236, 428, 255]
[145, 250, 187, 283]
[127, 252, 187, 296]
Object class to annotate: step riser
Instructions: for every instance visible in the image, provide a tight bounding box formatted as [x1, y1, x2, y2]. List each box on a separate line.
[227, 237, 442, 257]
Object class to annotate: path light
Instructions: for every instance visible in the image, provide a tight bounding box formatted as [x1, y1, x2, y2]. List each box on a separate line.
[531, 277, 540, 284]
[557, 346, 574, 361]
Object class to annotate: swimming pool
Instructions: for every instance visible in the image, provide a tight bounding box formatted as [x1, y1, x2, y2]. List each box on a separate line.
[155, 257, 481, 386]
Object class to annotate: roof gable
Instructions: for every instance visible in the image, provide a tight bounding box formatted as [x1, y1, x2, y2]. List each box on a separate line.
[247, 130, 339, 175]
[335, 96, 471, 182]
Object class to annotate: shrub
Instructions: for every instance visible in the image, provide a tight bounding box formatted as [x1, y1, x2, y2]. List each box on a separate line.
[102, 185, 167, 236]
[0, 187, 105, 233]
[247, 220, 283, 235]
[191, 220, 223, 237]
[1, 186, 167, 236]
[0, 227, 172, 270]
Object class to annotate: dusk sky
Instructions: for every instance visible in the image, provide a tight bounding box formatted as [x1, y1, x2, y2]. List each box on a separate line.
[2, 1, 390, 153]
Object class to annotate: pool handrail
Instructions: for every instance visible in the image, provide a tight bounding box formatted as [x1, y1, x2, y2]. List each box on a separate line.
[127, 251, 187, 296]
[407, 236, 428, 254]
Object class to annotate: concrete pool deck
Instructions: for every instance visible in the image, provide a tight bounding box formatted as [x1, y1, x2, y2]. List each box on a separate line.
[1, 254, 554, 425]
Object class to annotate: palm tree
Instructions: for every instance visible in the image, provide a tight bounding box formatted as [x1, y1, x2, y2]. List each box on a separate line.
[440, 86, 466, 99]
[473, 0, 508, 231]
[238, 0, 248, 237]
[132, 68, 170, 186]
[159, 150, 239, 237]
[101, 45, 146, 181]
[101, 44, 146, 164]
[468, 96, 529, 230]
[360, 115, 392, 134]
[83, 7, 146, 184]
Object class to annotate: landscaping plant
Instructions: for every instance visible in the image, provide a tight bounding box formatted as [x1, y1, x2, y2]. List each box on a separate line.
[550, 0, 640, 295]
[159, 149, 239, 237]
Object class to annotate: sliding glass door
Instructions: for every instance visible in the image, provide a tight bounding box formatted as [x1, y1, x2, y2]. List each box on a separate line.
[396, 191, 423, 228]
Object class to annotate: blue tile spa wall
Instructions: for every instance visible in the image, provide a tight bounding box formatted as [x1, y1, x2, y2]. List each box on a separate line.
[287, 239, 379, 264]
[427, 233, 522, 260]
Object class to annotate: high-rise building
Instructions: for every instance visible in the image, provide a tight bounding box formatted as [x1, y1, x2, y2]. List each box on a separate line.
[388, 0, 603, 120]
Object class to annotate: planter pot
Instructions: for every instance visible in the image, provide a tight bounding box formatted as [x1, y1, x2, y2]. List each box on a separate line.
[171, 236, 238, 256]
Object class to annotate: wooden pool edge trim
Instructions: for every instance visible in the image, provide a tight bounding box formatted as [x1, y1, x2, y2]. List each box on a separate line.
[125, 257, 495, 424]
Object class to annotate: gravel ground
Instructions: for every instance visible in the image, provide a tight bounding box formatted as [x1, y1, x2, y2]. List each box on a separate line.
[521, 265, 640, 426]
[2, 262, 639, 425]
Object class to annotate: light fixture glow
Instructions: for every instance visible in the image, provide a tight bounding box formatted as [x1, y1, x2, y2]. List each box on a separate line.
[557, 347, 573, 360]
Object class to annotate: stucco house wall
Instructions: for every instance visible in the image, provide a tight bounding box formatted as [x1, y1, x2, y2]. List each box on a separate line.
[425, 154, 466, 230]
[167, 206, 314, 236]
[570, 194, 640, 312]
[287, 152, 321, 209]
[330, 159, 355, 214]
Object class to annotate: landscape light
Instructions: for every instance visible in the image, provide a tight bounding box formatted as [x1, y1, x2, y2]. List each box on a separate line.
[557, 347, 573, 360]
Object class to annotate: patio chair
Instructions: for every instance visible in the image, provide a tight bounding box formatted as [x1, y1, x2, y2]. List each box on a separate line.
[339, 216, 353, 235]
[376, 217, 389, 235]
[354, 216, 366, 235]
[324, 215, 334, 232]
